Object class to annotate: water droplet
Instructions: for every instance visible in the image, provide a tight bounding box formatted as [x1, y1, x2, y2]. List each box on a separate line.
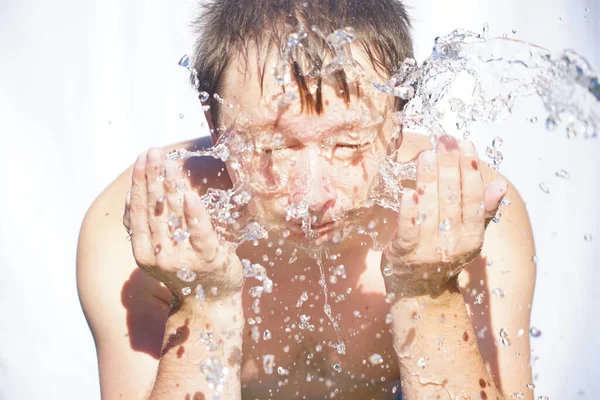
[382, 266, 393, 277]
[584, 234, 592, 242]
[173, 228, 190, 242]
[529, 326, 542, 338]
[177, 268, 196, 282]
[263, 354, 275, 374]
[526, 383, 535, 390]
[417, 357, 427, 368]
[385, 292, 396, 304]
[263, 329, 272, 340]
[179, 113, 184, 119]
[482, 23, 489, 40]
[273, 59, 290, 86]
[178, 54, 190, 68]
[181, 287, 191, 296]
[475, 293, 485, 304]
[538, 182, 550, 194]
[530, 116, 538, 123]
[262, 278, 273, 293]
[198, 357, 229, 393]
[277, 366, 289, 376]
[168, 215, 181, 229]
[251, 325, 260, 343]
[492, 137, 504, 149]
[332, 363, 342, 373]
[353, 310, 361, 318]
[199, 91, 210, 103]
[545, 116, 558, 131]
[368, 353, 384, 365]
[195, 284, 206, 301]
[439, 218, 452, 232]
[492, 288, 505, 298]
[532, 255, 539, 264]
[512, 29, 517, 34]
[555, 169, 570, 179]
[385, 313, 393, 324]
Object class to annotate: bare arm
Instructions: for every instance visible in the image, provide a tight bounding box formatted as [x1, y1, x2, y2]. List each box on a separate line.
[77, 147, 245, 400]
[391, 281, 504, 399]
[382, 135, 535, 399]
[148, 296, 244, 400]
[460, 178, 536, 398]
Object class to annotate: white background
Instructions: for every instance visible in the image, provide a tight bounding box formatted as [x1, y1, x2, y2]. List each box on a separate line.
[0, 0, 598, 399]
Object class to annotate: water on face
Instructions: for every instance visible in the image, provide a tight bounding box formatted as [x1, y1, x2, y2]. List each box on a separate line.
[169, 23, 599, 398]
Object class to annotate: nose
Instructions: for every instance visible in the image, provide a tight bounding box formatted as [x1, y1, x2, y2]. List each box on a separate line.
[307, 175, 337, 212]
[289, 154, 337, 213]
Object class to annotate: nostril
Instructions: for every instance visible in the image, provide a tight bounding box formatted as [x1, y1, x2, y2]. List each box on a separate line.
[292, 192, 304, 203]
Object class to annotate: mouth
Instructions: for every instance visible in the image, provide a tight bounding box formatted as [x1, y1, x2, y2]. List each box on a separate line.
[288, 220, 337, 234]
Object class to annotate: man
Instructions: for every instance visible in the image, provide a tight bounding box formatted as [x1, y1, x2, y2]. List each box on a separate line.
[77, 1, 536, 399]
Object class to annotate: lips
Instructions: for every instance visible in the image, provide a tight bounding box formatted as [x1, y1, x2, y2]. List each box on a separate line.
[289, 220, 336, 234]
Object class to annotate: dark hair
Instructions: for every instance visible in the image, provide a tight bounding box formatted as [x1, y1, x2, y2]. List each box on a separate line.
[191, 0, 414, 126]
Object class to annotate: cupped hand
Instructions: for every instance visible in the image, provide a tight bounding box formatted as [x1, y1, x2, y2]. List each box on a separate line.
[123, 148, 244, 301]
[381, 135, 507, 297]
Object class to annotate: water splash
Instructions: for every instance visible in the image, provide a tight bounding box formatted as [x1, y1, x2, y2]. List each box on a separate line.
[167, 26, 599, 393]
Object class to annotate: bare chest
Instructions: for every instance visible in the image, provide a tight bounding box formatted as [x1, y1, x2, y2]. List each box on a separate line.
[236, 245, 401, 398]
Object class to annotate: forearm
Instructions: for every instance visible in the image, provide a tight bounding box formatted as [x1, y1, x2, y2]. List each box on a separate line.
[147, 293, 244, 400]
[389, 280, 504, 400]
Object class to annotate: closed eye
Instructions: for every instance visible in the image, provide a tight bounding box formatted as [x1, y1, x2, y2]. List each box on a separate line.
[336, 143, 370, 149]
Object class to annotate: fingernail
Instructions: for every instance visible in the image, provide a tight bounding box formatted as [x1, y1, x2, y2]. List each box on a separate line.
[459, 139, 475, 156]
[147, 148, 161, 163]
[136, 152, 147, 168]
[419, 149, 436, 164]
[438, 135, 458, 152]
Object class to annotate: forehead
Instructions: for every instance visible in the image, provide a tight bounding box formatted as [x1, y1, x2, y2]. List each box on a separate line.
[219, 44, 392, 138]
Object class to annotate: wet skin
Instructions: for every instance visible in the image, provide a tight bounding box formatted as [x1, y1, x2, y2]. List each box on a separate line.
[117, 134, 508, 400]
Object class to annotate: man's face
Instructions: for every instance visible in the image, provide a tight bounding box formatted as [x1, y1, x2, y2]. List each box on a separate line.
[218, 47, 400, 247]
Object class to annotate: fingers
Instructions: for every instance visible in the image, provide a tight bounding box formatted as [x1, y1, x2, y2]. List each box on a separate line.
[123, 190, 131, 231]
[146, 148, 172, 248]
[436, 136, 462, 242]
[415, 149, 439, 246]
[184, 190, 221, 262]
[484, 180, 508, 222]
[459, 140, 485, 244]
[130, 152, 153, 264]
[164, 159, 186, 216]
[390, 189, 421, 256]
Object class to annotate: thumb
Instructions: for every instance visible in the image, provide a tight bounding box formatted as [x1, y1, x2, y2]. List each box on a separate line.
[484, 180, 508, 220]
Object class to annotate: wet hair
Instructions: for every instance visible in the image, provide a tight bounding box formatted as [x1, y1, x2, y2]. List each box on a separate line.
[191, 0, 414, 126]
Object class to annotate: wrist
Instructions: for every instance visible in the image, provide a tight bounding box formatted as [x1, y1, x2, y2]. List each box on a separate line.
[383, 263, 460, 300]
